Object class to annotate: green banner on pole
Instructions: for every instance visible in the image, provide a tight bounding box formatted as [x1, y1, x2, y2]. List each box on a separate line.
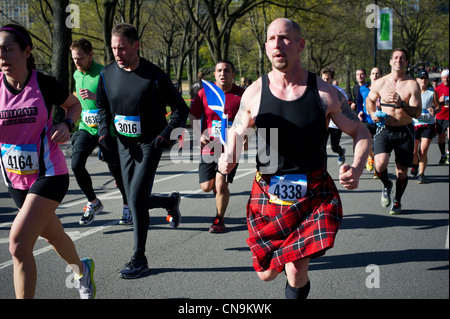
[377, 8, 393, 50]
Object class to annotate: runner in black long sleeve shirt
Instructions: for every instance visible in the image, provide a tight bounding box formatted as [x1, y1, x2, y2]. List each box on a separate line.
[97, 58, 187, 143]
[97, 24, 189, 279]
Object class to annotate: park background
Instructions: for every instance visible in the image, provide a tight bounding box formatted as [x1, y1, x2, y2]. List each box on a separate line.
[1, 0, 449, 118]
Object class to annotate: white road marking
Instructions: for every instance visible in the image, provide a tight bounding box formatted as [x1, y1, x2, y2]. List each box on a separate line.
[0, 168, 255, 270]
[446, 225, 449, 249]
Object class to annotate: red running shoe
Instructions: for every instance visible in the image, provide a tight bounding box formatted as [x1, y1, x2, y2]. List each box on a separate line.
[209, 216, 225, 233]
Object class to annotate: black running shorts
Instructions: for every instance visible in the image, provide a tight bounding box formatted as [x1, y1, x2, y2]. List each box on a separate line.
[436, 119, 449, 135]
[8, 174, 69, 208]
[414, 124, 436, 140]
[199, 156, 238, 184]
[373, 124, 415, 168]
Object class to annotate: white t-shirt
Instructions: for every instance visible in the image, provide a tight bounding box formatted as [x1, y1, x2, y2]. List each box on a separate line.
[413, 90, 436, 126]
[329, 85, 348, 129]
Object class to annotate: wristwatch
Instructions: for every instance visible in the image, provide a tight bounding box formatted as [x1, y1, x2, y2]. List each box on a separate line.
[63, 118, 75, 131]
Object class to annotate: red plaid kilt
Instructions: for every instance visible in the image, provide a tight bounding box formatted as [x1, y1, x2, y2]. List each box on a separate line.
[246, 169, 343, 273]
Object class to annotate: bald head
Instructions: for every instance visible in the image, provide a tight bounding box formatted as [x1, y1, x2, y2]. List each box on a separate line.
[265, 18, 305, 72]
[267, 18, 302, 41]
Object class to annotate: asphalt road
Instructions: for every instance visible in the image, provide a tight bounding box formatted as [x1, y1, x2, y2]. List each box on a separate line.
[0, 130, 448, 305]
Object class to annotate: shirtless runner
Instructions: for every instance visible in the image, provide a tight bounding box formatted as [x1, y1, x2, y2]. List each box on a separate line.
[366, 48, 421, 215]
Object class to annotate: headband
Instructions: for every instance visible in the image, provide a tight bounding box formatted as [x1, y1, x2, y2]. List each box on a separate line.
[0, 27, 32, 48]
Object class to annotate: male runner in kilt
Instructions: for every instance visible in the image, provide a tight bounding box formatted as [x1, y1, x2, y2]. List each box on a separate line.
[247, 169, 342, 273]
[219, 18, 371, 299]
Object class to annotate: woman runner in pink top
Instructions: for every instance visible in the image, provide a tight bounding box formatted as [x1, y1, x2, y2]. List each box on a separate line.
[0, 24, 95, 299]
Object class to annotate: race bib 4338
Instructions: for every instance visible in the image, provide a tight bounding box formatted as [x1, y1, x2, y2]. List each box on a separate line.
[268, 174, 307, 205]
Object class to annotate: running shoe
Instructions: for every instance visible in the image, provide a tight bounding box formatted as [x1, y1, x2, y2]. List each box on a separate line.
[417, 174, 428, 184]
[380, 182, 392, 208]
[79, 200, 103, 225]
[439, 155, 446, 166]
[366, 156, 374, 171]
[446, 154, 449, 165]
[209, 216, 225, 233]
[389, 200, 402, 215]
[337, 148, 346, 166]
[76, 258, 96, 299]
[166, 192, 181, 228]
[118, 258, 149, 279]
[119, 206, 133, 225]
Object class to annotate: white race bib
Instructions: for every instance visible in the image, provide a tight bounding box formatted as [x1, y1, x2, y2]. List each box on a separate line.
[268, 174, 307, 205]
[417, 110, 432, 123]
[82, 109, 99, 127]
[114, 115, 142, 137]
[1, 144, 39, 175]
[211, 120, 232, 138]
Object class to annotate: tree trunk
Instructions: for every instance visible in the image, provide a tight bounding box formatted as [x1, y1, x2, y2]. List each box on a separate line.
[103, 0, 119, 64]
[51, 0, 71, 123]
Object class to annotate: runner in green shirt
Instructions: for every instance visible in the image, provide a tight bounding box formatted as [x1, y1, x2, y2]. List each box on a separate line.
[70, 39, 130, 226]
[74, 58, 103, 135]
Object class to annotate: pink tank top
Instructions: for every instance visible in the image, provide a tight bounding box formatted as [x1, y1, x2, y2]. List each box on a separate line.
[0, 70, 68, 190]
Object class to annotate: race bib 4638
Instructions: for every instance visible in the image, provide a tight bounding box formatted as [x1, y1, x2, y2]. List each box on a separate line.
[82, 109, 99, 127]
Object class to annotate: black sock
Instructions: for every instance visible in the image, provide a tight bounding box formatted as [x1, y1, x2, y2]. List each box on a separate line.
[395, 177, 408, 203]
[438, 142, 445, 156]
[132, 253, 147, 262]
[376, 169, 392, 189]
[285, 280, 310, 299]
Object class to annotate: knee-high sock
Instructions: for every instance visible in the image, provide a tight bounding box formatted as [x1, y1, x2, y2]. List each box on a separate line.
[285, 280, 310, 299]
[395, 177, 408, 203]
[376, 169, 392, 189]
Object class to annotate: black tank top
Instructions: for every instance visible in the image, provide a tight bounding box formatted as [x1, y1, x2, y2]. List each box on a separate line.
[255, 71, 327, 175]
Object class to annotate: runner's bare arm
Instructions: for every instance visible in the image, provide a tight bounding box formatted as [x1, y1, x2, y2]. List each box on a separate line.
[326, 87, 371, 190]
[400, 81, 422, 119]
[219, 83, 258, 175]
[432, 91, 441, 114]
[189, 113, 210, 148]
[366, 80, 382, 119]
[51, 94, 81, 143]
[61, 93, 82, 123]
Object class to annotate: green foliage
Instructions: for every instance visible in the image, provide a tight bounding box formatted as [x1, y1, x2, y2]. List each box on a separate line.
[15, 0, 450, 88]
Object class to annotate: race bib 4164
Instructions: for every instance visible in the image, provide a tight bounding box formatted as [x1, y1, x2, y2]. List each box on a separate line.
[1, 144, 39, 175]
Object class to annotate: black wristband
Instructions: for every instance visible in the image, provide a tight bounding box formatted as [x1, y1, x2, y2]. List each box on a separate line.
[63, 118, 74, 131]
